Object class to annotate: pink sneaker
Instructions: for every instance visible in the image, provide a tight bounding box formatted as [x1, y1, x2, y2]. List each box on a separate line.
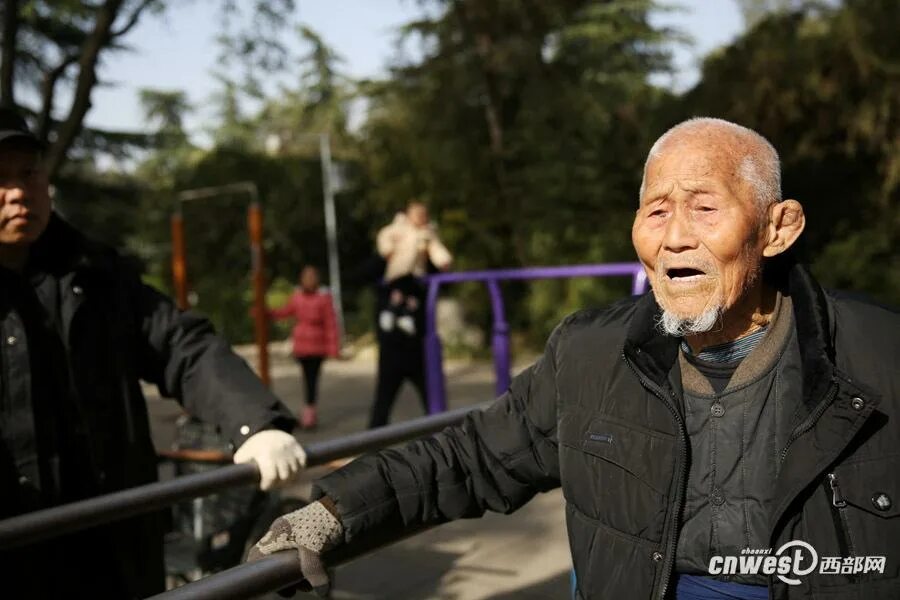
[301, 405, 318, 430]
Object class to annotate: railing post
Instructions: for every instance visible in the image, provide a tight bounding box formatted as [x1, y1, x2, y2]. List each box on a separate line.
[631, 267, 648, 296]
[170, 211, 188, 310]
[486, 279, 511, 396]
[247, 200, 270, 387]
[424, 277, 447, 413]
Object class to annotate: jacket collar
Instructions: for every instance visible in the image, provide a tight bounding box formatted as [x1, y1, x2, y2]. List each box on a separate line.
[784, 261, 836, 412]
[28, 212, 118, 281]
[624, 259, 836, 411]
[622, 292, 680, 390]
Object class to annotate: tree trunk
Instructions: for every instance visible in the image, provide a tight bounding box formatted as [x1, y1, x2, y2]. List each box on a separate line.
[452, 0, 529, 265]
[1, 0, 19, 108]
[43, 0, 125, 178]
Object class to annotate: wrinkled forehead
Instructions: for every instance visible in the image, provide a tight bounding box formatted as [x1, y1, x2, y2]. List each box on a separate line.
[641, 142, 744, 202]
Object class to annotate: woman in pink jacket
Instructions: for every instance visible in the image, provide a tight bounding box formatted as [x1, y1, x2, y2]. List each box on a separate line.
[268, 266, 340, 429]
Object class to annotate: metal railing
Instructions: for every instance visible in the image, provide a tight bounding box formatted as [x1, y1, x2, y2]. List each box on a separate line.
[0, 402, 487, 551]
[147, 523, 436, 600]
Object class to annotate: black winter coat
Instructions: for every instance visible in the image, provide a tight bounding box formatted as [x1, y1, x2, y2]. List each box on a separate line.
[0, 215, 295, 598]
[314, 263, 900, 599]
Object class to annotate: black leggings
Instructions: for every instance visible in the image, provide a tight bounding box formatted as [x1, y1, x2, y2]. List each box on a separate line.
[296, 357, 323, 406]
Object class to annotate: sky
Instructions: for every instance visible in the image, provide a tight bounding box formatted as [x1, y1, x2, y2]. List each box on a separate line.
[84, 0, 746, 140]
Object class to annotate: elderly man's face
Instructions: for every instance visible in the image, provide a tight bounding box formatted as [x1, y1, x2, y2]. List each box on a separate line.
[632, 143, 766, 322]
[0, 145, 51, 247]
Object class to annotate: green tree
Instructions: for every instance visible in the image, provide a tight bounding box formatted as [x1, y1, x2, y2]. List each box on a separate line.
[139, 89, 190, 137]
[735, 0, 806, 27]
[253, 25, 354, 154]
[0, 0, 298, 177]
[136, 88, 197, 177]
[1, 0, 166, 176]
[359, 0, 674, 339]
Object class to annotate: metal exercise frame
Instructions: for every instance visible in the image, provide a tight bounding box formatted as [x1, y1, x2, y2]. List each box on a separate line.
[424, 262, 648, 413]
[171, 182, 271, 385]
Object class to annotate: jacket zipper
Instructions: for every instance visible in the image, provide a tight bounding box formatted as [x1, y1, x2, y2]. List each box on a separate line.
[779, 381, 838, 464]
[623, 353, 687, 600]
[826, 472, 857, 557]
[768, 380, 839, 578]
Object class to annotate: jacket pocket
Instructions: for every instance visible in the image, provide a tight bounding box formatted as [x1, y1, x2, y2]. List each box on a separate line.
[816, 456, 900, 583]
[559, 413, 675, 543]
[833, 457, 900, 520]
[566, 502, 661, 600]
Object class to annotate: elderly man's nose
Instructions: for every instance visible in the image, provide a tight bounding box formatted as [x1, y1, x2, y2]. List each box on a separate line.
[662, 209, 698, 252]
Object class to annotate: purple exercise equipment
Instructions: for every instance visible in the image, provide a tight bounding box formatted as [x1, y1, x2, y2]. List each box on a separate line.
[423, 262, 649, 414]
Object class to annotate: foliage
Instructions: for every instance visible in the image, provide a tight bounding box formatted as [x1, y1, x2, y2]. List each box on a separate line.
[1, 0, 167, 176]
[0, 0, 299, 176]
[356, 0, 674, 341]
[14, 0, 897, 347]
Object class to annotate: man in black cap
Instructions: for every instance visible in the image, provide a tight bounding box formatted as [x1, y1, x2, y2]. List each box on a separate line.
[0, 108, 307, 597]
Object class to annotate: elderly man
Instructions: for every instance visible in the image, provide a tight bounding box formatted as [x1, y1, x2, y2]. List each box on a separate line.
[0, 108, 307, 598]
[251, 118, 899, 599]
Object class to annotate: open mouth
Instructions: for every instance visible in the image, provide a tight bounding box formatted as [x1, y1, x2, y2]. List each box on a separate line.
[666, 267, 706, 280]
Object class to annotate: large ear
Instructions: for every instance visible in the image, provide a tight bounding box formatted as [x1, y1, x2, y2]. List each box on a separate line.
[763, 199, 805, 257]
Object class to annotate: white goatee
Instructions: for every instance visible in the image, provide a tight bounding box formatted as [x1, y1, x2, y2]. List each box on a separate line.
[657, 306, 722, 337]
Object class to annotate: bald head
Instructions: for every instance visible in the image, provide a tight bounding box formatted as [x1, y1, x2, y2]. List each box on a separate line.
[640, 118, 781, 214]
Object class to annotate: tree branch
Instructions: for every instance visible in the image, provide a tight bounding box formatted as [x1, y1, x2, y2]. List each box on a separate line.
[111, 0, 157, 38]
[452, 0, 504, 157]
[1, 0, 20, 107]
[36, 54, 79, 143]
[43, 0, 125, 178]
[451, 0, 530, 265]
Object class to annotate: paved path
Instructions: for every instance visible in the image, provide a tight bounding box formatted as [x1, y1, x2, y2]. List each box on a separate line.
[147, 345, 572, 599]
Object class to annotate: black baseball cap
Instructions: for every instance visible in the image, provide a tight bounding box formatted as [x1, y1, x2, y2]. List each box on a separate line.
[0, 107, 42, 150]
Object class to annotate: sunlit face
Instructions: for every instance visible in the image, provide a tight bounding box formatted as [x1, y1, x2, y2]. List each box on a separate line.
[0, 146, 51, 246]
[300, 267, 320, 291]
[407, 203, 429, 228]
[632, 142, 767, 324]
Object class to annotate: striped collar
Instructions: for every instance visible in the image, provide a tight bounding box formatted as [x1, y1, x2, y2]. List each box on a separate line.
[680, 326, 769, 363]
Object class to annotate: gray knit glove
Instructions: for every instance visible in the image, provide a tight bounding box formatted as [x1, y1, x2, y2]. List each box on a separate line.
[247, 500, 344, 597]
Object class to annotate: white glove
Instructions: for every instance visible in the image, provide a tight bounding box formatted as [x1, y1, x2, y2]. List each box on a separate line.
[233, 429, 307, 491]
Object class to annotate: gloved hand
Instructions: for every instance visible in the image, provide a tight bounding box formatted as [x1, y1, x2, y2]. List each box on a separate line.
[233, 429, 306, 491]
[247, 500, 344, 596]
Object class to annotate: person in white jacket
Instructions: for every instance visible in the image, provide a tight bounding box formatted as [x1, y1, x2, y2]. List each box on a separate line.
[370, 202, 452, 427]
[377, 202, 453, 283]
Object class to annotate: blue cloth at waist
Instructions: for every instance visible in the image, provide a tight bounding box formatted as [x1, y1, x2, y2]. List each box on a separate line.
[675, 574, 768, 600]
